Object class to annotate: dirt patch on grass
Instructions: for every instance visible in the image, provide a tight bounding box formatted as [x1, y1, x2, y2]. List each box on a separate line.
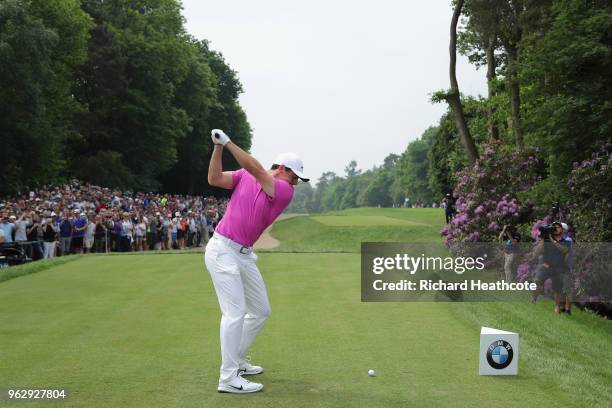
[254, 214, 305, 249]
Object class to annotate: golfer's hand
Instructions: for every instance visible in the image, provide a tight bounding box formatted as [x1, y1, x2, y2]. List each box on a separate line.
[211, 129, 231, 146]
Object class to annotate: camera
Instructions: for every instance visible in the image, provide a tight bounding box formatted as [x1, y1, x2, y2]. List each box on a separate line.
[500, 225, 519, 241]
[551, 201, 560, 218]
[538, 225, 553, 240]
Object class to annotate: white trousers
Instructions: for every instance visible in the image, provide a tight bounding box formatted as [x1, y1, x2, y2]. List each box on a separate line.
[43, 242, 56, 259]
[204, 236, 271, 384]
[504, 252, 515, 282]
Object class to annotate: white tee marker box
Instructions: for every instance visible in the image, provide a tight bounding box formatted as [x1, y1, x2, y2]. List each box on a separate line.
[479, 326, 519, 375]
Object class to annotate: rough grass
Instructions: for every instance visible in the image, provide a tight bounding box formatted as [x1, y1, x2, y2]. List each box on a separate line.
[0, 208, 609, 407]
[0, 255, 81, 283]
[450, 302, 612, 407]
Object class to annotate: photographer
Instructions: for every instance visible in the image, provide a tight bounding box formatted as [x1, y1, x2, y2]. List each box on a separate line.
[498, 225, 520, 282]
[71, 210, 87, 255]
[58, 214, 72, 255]
[26, 213, 43, 260]
[14, 211, 30, 244]
[14, 212, 31, 258]
[161, 214, 170, 250]
[42, 216, 58, 259]
[532, 222, 571, 314]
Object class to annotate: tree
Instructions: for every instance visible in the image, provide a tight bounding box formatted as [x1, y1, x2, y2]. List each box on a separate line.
[498, 0, 526, 150]
[195, 40, 252, 194]
[520, 0, 612, 179]
[361, 170, 393, 207]
[72, 23, 131, 187]
[285, 182, 314, 213]
[395, 130, 435, 205]
[74, 0, 192, 191]
[311, 171, 339, 212]
[344, 160, 361, 177]
[160, 39, 217, 194]
[459, 0, 503, 141]
[0, 0, 91, 196]
[383, 153, 400, 170]
[0, 0, 253, 196]
[433, 0, 479, 164]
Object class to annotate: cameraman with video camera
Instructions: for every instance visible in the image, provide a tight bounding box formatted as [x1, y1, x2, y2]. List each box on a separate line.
[532, 222, 571, 314]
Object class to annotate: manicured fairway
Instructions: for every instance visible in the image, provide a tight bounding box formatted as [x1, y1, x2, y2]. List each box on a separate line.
[311, 215, 430, 227]
[269, 208, 444, 252]
[1, 208, 610, 407]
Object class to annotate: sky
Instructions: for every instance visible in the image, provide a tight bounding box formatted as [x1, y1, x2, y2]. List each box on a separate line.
[181, 0, 487, 183]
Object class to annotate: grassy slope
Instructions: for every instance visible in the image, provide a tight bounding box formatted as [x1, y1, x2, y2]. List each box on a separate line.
[0, 208, 610, 407]
[451, 302, 611, 407]
[269, 208, 444, 252]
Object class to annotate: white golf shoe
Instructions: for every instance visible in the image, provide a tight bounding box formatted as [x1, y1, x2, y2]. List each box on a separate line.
[239, 361, 264, 375]
[217, 373, 263, 394]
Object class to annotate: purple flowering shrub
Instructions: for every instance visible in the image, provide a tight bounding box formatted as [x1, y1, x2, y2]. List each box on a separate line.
[441, 142, 610, 299]
[443, 142, 545, 244]
[516, 145, 610, 297]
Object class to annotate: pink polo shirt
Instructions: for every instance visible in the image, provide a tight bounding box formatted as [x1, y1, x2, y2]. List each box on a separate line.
[215, 169, 294, 246]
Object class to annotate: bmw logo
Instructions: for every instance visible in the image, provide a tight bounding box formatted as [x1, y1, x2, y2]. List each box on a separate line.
[486, 340, 514, 369]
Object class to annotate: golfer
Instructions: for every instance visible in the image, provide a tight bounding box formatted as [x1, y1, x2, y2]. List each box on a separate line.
[205, 129, 308, 393]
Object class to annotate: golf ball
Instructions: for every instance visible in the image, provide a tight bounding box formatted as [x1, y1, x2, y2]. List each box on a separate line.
[368, 369, 376, 377]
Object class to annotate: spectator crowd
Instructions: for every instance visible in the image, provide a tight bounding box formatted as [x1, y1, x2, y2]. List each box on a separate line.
[0, 180, 228, 262]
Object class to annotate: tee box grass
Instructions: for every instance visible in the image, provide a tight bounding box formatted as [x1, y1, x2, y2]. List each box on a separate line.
[0, 208, 609, 407]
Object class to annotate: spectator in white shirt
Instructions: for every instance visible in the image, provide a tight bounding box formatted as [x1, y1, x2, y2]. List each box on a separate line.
[14, 212, 30, 242]
[134, 217, 146, 251]
[120, 213, 133, 252]
[83, 216, 96, 253]
[0, 213, 15, 243]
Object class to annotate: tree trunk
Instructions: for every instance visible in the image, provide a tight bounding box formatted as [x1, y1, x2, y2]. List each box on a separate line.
[447, 0, 478, 164]
[506, 45, 524, 150]
[485, 37, 499, 141]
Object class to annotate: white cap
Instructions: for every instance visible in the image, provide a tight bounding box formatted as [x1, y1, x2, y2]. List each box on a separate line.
[272, 152, 309, 182]
[561, 222, 569, 231]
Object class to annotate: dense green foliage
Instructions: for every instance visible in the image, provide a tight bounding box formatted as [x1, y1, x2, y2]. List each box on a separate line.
[566, 144, 612, 241]
[0, 0, 92, 194]
[0, 0, 250, 196]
